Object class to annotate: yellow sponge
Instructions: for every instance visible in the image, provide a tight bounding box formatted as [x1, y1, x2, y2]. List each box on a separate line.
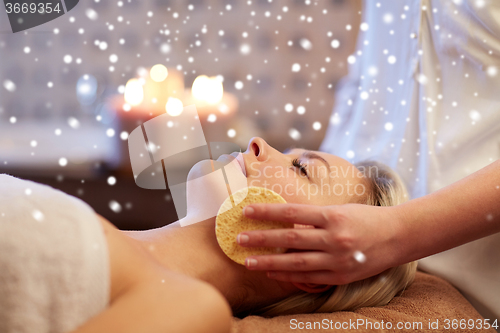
[215, 187, 292, 265]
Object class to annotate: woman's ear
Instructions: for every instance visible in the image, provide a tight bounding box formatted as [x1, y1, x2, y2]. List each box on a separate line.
[292, 282, 334, 293]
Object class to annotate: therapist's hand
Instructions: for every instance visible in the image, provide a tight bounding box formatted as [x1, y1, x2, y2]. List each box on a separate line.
[237, 203, 405, 285]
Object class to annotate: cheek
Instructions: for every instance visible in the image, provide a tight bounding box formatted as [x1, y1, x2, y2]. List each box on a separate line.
[281, 179, 336, 206]
[273, 178, 312, 204]
[246, 165, 316, 204]
[247, 165, 284, 184]
[246, 168, 292, 194]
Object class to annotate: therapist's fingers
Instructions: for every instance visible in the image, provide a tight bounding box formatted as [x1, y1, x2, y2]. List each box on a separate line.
[237, 228, 329, 250]
[244, 252, 333, 271]
[243, 203, 331, 228]
[265, 270, 344, 286]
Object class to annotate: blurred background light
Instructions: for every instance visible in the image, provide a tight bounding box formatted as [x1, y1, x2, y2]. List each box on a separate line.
[165, 97, 184, 116]
[150, 64, 169, 83]
[124, 78, 144, 106]
[76, 75, 98, 106]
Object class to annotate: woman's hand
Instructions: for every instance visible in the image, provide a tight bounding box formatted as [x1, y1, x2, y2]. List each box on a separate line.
[237, 203, 406, 285]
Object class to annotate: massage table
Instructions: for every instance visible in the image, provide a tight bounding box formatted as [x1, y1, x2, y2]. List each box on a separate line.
[231, 271, 496, 333]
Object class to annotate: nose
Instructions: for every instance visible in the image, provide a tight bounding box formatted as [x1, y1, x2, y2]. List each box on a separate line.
[246, 137, 269, 161]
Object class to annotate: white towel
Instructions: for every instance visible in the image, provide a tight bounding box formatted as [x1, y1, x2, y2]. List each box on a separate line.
[0, 174, 110, 333]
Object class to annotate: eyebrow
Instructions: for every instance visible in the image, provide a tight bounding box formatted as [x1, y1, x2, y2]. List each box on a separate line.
[302, 151, 331, 173]
[284, 148, 331, 179]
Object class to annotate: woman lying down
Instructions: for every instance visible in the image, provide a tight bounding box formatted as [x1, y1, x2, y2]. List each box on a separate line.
[0, 137, 417, 333]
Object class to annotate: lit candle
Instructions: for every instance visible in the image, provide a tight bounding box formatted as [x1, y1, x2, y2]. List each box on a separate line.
[124, 78, 144, 106]
[116, 68, 237, 120]
[184, 75, 238, 116]
[121, 65, 184, 117]
[192, 75, 223, 104]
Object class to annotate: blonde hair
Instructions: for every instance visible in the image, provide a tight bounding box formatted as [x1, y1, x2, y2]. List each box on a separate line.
[252, 160, 418, 317]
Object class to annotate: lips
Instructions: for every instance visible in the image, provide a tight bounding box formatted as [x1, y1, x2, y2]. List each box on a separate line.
[230, 152, 247, 177]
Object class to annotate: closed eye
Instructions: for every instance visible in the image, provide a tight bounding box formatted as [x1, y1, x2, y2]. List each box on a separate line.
[292, 158, 308, 177]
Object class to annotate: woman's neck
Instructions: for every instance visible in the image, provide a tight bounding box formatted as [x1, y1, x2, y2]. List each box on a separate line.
[121, 216, 298, 313]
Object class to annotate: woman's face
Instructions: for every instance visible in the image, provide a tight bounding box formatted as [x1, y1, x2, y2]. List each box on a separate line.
[185, 137, 367, 224]
[240, 137, 367, 205]
[183, 137, 369, 310]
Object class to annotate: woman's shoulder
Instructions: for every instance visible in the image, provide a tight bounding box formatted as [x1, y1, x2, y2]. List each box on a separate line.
[92, 215, 232, 333]
[96, 215, 219, 301]
[95, 214, 163, 304]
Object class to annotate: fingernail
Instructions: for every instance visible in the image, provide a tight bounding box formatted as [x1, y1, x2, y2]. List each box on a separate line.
[243, 206, 254, 216]
[245, 258, 257, 267]
[237, 234, 249, 245]
[267, 272, 276, 278]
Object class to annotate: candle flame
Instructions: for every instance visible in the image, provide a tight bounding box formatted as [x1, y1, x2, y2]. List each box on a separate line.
[124, 78, 144, 106]
[165, 97, 184, 116]
[192, 75, 224, 104]
[150, 64, 169, 82]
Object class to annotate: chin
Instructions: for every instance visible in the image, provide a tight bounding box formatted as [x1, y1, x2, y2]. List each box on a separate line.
[185, 158, 249, 222]
[187, 159, 215, 182]
[188, 157, 248, 189]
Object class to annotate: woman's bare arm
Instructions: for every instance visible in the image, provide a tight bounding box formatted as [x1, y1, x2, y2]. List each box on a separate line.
[69, 271, 232, 333]
[394, 159, 500, 264]
[69, 214, 231, 333]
